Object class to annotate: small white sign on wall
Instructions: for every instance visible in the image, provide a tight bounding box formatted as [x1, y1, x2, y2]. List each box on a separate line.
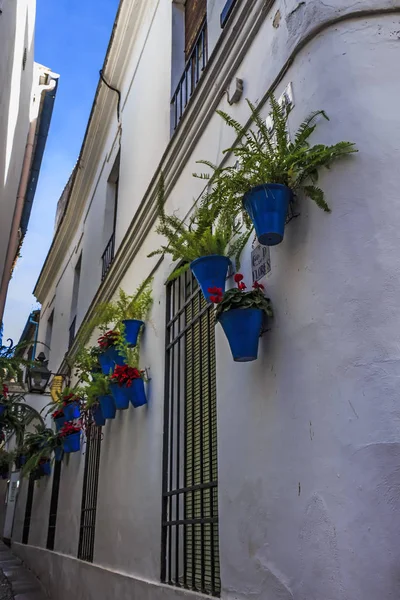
[251, 243, 271, 283]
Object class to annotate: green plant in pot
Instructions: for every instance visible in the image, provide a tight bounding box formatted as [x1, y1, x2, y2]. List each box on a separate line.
[83, 373, 114, 423]
[22, 425, 62, 477]
[210, 275, 273, 362]
[197, 95, 357, 246]
[148, 175, 251, 302]
[112, 280, 153, 347]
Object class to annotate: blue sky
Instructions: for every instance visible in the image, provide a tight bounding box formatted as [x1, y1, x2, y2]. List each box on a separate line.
[3, 0, 119, 344]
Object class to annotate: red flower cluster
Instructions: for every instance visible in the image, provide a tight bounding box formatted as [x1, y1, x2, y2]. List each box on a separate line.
[110, 365, 142, 388]
[98, 330, 120, 350]
[62, 393, 79, 406]
[234, 273, 247, 290]
[252, 281, 264, 290]
[207, 286, 223, 304]
[52, 409, 64, 420]
[2, 384, 8, 399]
[59, 422, 81, 438]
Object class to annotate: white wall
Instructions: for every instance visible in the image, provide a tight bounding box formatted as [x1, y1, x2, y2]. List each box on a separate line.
[0, 0, 36, 289]
[17, 1, 400, 600]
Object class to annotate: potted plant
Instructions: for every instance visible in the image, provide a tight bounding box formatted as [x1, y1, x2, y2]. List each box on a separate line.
[0, 384, 9, 416]
[112, 281, 153, 347]
[97, 330, 125, 375]
[148, 175, 250, 302]
[210, 274, 273, 362]
[38, 458, 51, 477]
[198, 96, 357, 246]
[58, 388, 81, 421]
[21, 426, 61, 476]
[86, 373, 115, 422]
[110, 365, 147, 409]
[52, 407, 66, 431]
[59, 422, 82, 454]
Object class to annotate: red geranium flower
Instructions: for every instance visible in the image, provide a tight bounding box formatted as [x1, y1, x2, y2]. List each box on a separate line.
[2, 384, 8, 398]
[98, 330, 120, 350]
[110, 365, 142, 388]
[59, 422, 82, 438]
[253, 281, 264, 290]
[238, 282, 247, 290]
[234, 273, 244, 283]
[52, 409, 65, 420]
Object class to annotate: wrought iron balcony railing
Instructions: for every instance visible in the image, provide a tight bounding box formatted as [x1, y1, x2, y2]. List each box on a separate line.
[171, 18, 208, 131]
[101, 232, 115, 281]
[68, 316, 76, 351]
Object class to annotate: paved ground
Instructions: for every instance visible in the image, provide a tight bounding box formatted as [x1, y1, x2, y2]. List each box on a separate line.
[0, 543, 48, 600]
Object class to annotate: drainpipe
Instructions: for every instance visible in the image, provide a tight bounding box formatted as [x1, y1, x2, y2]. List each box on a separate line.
[0, 75, 57, 324]
[28, 313, 39, 359]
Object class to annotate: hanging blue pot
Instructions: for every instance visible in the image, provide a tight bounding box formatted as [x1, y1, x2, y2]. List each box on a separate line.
[130, 378, 147, 408]
[54, 415, 66, 431]
[99, 346, 126, 375]
[0, 405, 6, 417]
[92, 403, 106, 426]
[63, 401, 80, 421]
[122, 319, 144, 347]
[16, 455, 26, 469]
[63, 432, 81, 454]
[54, 447, 63, 462]
[218, 308, 263, 362]
[190, 255, 231, 303]
[110, 384, 131, 410]
[243, 184, 292, 246]
[99, 395, 116, 420]
[39, 461, 51, 476]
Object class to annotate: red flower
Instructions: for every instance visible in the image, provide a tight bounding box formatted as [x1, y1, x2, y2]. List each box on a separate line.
[253, 281, 264, 290]
[98, 330, 120, 350]
[209, 295, 222, 304]
[59, 422, 82, 438]
[62, 393, 79, 406]
[52, 409, 64, 420]
[110, 365, 142, 388]
[238, 282, 247, 290]
[2, 384, 8, 398]
[234, 274, 244, 283]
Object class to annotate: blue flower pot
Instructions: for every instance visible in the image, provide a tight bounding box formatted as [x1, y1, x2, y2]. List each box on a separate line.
[0, 405, 6, 417]
[243, 184, 292, 246]
[122, 319, 144, 347]
[99, 346, 126, 375]
[39, 461, 51, 476]
[190, 255, 231, 303]
[130, 378, 147, 408]
[218, 308, 263, 362]
[54, 447, 63, 462]
[99, 395, 116, 420]
[92, 404, 106, 426]
[54, 415, 66, 431]
[110, 384, 131, 410]
[63, 401, 80, 421]
[63, 432, 81, 454]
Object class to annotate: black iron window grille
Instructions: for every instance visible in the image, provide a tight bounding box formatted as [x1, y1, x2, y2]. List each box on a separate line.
[68, 316, 76, 351]
[77, 422, 102, 562]
[161, 271, 221, 596]
[171, 18, 208, 131]
[22, 474, 35, 545]
[46, 459, 62, 550]
[101, 232, 115, 281]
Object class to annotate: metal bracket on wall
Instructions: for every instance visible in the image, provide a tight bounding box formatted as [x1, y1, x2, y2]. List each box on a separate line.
[227, 78, 244, 105]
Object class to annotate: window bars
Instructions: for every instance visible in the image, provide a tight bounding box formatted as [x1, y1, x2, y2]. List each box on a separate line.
[22, 475, 35, 545]
[171, 18, 208, 131]
[46, 460, 62, 550]
[77, 422, 102, 562]
[101, 232, 115, 281]
[68, 316, 76, 351]
[161, 271, 221, 596]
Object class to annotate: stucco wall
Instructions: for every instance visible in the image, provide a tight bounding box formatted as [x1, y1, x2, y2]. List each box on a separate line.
[17, 1, 400, 600]
[0, 0, 35, 287]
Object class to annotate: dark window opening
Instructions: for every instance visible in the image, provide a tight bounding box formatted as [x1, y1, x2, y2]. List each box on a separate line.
[45, 310, 54, 354]
[102, 153, 120, 281]
[161, 271, 221, 596]
[22, 475, 35, 545]
[171, 1, 208, 131]
[77, 422, 102, 562]
[46, 460, 62, 550]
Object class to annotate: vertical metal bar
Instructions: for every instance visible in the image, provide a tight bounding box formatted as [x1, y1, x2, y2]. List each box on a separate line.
[168, 278, 176, 584]
[191, 279, 196, 590]
[198, 293, 205, 592]
[22, 475, 35, 545]
[183, 270, 188, 588]
[78, 425, 90, 559]
[207, 306, 216, 595]
[175, 274, 182, 586]
[46, 460, 62, 550]
[161, 282, 172, 583]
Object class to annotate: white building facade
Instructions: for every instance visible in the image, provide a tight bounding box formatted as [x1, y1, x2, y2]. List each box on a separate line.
[11, 1, 400, 600]
[0, 0, 58, 327]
